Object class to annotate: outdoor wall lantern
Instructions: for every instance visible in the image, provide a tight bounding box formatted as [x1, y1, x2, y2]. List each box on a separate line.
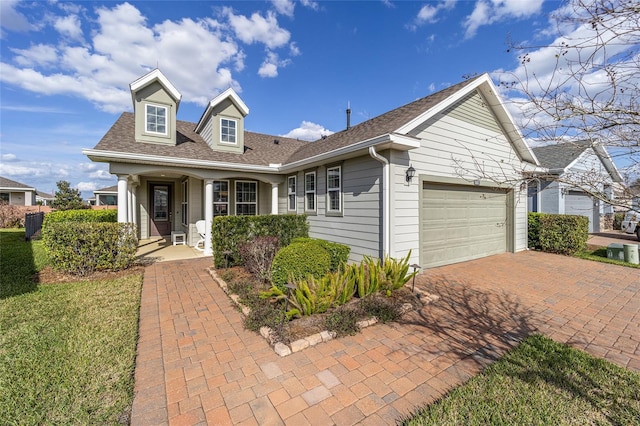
[406, 165, 416, 183]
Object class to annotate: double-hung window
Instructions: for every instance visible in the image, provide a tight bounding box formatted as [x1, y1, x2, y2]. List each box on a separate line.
[145, 104, 167, 134]
[235, 181, 257, 215]
[213, 180, 229, 217]
[287, 176, 296, 212]
[305, 172, 316, 212]
[327, 166, 342, 214]
[221, 118, 237, 144]
[181, 179, 188, 226]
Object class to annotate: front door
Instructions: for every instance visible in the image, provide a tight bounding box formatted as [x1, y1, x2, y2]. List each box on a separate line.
[150, 184, 171, 236]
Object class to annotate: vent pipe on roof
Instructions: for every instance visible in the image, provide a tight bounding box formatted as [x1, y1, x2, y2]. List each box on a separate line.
[346, 101, 351, 130]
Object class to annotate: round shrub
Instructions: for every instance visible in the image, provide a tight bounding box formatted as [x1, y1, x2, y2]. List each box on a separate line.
[270, 241, 331, 289]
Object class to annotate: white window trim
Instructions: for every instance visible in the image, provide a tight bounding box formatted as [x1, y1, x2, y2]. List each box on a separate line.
[181, 179, 188, 226]
[305, 171, 316, 212]
[145, 103, 168, 136]
[287, 175, 297, 212]
[213, 180, 229, 217]
[235, 180, 257, 216]
[220, 117, 238, 145]
[327, 166, 342, 214]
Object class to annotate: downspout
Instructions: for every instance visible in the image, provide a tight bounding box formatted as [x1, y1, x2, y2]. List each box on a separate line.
[368, 146, 390, 258]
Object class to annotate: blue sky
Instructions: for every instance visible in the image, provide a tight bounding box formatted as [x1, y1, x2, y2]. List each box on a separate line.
[1, 0, 626, 197]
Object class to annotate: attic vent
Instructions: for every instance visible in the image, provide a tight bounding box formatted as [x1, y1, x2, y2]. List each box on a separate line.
[273, 139, 279, 145]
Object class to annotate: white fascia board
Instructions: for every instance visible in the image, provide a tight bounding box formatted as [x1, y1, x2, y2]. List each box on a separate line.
[0, 186, 36, 191]
[195, 88, 249, 133]
[129, 69, 182, 104]
[279, 133, 419, 172]
[395, 74, 539, 166]
[82, 149, 279, 173]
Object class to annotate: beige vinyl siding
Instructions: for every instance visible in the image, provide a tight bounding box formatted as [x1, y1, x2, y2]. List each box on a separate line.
[306, 156, 382, 262]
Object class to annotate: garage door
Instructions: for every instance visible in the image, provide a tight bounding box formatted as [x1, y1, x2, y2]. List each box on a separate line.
[421, 183, 508, 268]
[565, 190, 598, 233]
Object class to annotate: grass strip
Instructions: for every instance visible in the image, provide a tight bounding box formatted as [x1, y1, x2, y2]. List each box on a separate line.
[0, 229, 49, 298]
[401, 334, 640, 425]
[576, 247, 640, 268]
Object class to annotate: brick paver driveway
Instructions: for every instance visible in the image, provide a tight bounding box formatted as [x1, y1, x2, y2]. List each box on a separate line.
[130, 251, 639, 425]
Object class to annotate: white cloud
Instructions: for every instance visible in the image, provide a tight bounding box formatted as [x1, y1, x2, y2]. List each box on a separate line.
[0, 0, 31, 33]
[417, 5, 440, 24]
[225, 8, 290, 49]
[271, 0, 295, 17]
[300, 0, 319, 11]
[89, 170, 112, 180]
[76, 181, 98, 192]
[0, 3, 300, 112]
[258, 51, 291, 78]
[11, 44, 58, 67]
[54, 14, 83, 41]
[464, 0, 544, 39]
[1, 153, 17, 162]
[281, 121, 334, 141]
[409, 0, 457, 30]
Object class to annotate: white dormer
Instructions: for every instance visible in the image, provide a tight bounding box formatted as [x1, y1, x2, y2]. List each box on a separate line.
[130, 69, 182, 145]
[195, 88, 249, 154]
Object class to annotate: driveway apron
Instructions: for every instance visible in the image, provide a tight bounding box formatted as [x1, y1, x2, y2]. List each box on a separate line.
[130, 251, 639, 425]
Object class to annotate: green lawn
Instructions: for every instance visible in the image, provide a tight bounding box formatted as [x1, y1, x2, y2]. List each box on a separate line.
[576, 247, 640, 268]
[0, 229, 143, 425]
[401, 335, 640, 425]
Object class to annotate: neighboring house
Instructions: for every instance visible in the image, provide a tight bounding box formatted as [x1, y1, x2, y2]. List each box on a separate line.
[36, 191, 55, 206]
[0, 176, 36, 206]
[93, 185, 118, 206]
[84, 69, 538, 268]
[528, 141, 623, 233]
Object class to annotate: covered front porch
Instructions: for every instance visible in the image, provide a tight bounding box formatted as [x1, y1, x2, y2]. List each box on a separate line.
[136, 237, 208, 263]
[112, 163, 284, 257]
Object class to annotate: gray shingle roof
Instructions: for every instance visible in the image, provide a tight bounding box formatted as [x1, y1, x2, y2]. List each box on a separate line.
[531, 141, 592, 170]
[94, 185, 118, 193]
[93, 113, 308, 167]
[286, 77, 480, 164]
[0, 176, 34, 189]
[91, 76, 482, 167]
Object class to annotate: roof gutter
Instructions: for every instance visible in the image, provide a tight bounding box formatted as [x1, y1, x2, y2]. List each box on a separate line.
[368, 146, 390, 258]
[81, 148, 280, 173]
[280, 133, 419, 172]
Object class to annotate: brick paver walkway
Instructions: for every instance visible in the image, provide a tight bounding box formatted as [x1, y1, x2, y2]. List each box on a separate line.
[130, 251, 639, 425]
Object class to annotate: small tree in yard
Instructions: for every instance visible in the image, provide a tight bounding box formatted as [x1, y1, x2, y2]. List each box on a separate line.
[52, 180, 85, 210]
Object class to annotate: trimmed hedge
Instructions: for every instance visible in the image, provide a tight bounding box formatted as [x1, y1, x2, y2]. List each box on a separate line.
[290, 237, 350, 271]
[528, 212, 588, 255]
[212, 214, 308, 268]
[43, 209, 117, 229]
[42, 222, 137, 276]
[270, 241, 331, 290]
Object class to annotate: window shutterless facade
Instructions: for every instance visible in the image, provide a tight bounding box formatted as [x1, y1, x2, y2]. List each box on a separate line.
[213, 180, 229, 217]
[327, 166, 342, 213]
[181, 179, 188, 226]
[305, 172, 316, 212]
[288, 176, 296, 212]
[145, 104, 167, 135]
[220, 118, 237, 144]
[235, 181, 257, 215]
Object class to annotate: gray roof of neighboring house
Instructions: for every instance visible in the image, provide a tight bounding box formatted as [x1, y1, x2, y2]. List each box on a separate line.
[94, 185, 118, 193]
[36, 191, 54, 198]
[93, 113, 308, 167]
[92, 76, 483, 167]
[0, 176, 35, 190]
[531, 141, 593, 170]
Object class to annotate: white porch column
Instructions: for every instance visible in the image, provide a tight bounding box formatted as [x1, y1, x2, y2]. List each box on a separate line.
[127, 183, 134, 223]
[204, 179, 214, 256]
[117, 175, 129, 223]
[130, 183, 138, 228]
[271, 183, 278, 215]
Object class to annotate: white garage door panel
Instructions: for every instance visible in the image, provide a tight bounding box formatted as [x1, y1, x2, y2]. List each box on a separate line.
[421, 183, 508, 267]
[565, 191, 596, 233]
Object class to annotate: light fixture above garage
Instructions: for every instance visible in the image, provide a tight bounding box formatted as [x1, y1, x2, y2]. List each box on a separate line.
[406, 165, 416, 183]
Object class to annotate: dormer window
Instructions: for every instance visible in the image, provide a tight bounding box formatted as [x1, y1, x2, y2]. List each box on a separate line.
[221, 118, 237, 144]
[146, 104, 167, 135]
